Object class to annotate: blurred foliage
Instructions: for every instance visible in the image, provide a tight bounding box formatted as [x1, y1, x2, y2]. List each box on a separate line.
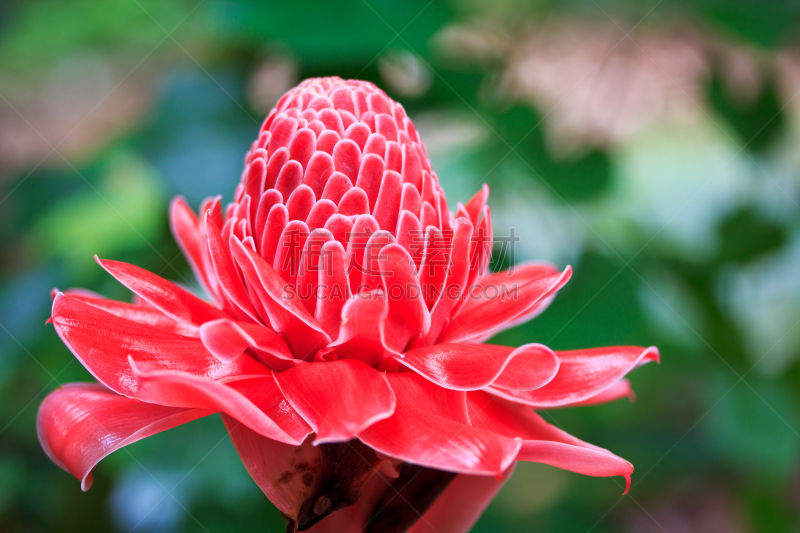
[1, 0, 800, 532]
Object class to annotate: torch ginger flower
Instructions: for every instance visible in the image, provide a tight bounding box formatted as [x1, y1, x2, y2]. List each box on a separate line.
[38, 77, 658, 532]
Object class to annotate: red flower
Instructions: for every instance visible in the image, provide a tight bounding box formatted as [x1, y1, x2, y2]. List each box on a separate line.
[38, 77, 658, 532]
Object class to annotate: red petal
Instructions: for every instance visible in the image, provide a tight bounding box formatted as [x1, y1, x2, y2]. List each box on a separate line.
[37, 382, 212, 491]
[401, 144, 422, 189]
[420, 201, 437, 230]
[321, 172, 353, 204]
[254, 189, 283, 251]
[269, 116, 299, 153]
[96, 258, 228, 325]
[396, 210, 423, 263]
[400, 182, 422, 217]
[289, 127, 316, 171]
[314, 240, 351, 339]
[363, 132, 386, 157]
[488, 346, 659, 408]
[296, 229, 335, 315]
[245, 158, 267, 221]
[373, 170, 402, 232]
[205, 211, 260, 322]
[467, 391, 633, 492]
[463, 184, 489, 227]
[231, 237, 332, 359]
[442, 267, 572, 343]
[427, 218, 473, 343]
[51, 293, 268, 397]
[304, 151, 335, 197]
[286, 184, 316, 222]
[359, 231, 395, 291]
[466, 205, 492, 290]
[323, 213, 354, 249]
[273, 219, 309, 284]
[376, 113, 398, 143]
[261, 203, 289, 265]
[379, 244, 430, 351]
[229, 375, 313, 443]
[355, 153, 385, 211]
[169, 196, 220, 303]
[398, 343, 559, 391]
[358, 372, 520, 475]
[276, 159, 304, 199]
[418, 226, 447, 309]
[306, 199, 337, 231]
[61, 291, 198, 337]
[332, 139, 362, 182]
[345, 214, 380, 291]
[199, 318, 294, 369]
[266, 147, 290, 190]
[459, 261, 560, 329]
[338, 187, 370, 216]
[565, 378, 634, 408]
[328, 291, 399, 366]
[130, 361, 306, 444]
[275, 359, 396, 444]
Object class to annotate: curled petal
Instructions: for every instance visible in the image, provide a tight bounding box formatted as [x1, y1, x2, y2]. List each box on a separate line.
[519, 441, 633, 493]
[442, 267, 572, 343]
[51, 293, 268, 397]
[275, 359, 396, 444]
[467, 391, 633, 492]
[358, 372, 521, 475]
[398, 343, 559, 392]
[130, 360, 305, 444]
[564, 378, 635, 408]
[488, 346, 659, 408]
[37, 382, 212, 491]
[458, 261, 561, 338]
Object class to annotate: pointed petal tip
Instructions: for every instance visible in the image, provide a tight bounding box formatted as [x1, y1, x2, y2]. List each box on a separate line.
[622, 463, 633, 495]
[80, 473, 94, 492]
[50, 290, 63, 307]
[169, 194, 188, 210]
[645, 345, 661, 365]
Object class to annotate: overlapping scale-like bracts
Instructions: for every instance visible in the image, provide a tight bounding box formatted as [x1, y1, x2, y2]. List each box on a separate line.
[38, 77, 658, 533]
[173, 77, 505, 359]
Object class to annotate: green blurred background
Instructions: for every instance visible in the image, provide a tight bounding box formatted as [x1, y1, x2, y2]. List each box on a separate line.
[2, 0, 800, 531]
